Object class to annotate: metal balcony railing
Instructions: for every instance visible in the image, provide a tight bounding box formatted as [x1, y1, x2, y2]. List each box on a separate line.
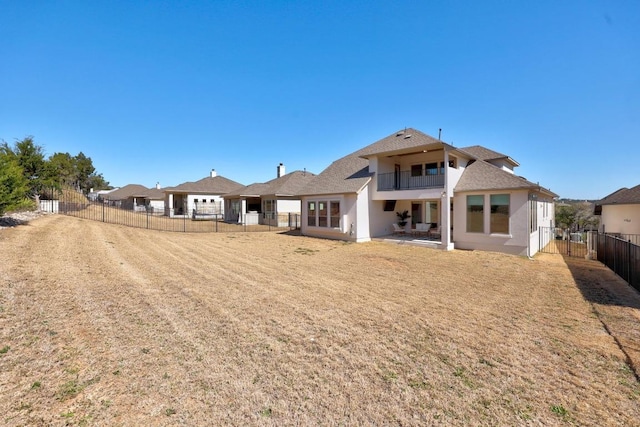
[377, 171, 444, 191]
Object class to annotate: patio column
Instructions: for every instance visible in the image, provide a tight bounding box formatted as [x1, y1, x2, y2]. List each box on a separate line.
[240, 198, 247, 224]
[441, 149, 454, 250]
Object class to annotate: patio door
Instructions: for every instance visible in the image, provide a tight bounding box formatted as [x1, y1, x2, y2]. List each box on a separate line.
[425, 201, 439, 226]
[411, 203, 422, 227]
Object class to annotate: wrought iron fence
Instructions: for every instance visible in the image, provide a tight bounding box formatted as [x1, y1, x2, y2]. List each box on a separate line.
[597, 233, 640, 293]
[538, 227, 593, 258]
[49, 189, 300, 233]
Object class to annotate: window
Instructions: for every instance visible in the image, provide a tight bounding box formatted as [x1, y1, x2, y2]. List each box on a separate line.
[318, 201, 328, 227]
[307, 199, 341, 229]
[307, 202, 316, 226]
[439, 162, 445, 175]
[530, 199, 538, 233]
[330, 201, 340, 228]
[466, 195, 484, 233]
[490, 194, 510, 234]
[210, 199, 215, 203]
[411, 164, 423, 177]
[448, 157, 457, 168]
[202, 199, 206, 203]
[425, 162, 439, 176]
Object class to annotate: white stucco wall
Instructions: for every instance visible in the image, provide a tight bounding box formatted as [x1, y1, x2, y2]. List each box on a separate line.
[275, 199, 301, 214]
[453, 190, 531, 256]
[301, 194, 361, 241]
[601, 204, 640, 235]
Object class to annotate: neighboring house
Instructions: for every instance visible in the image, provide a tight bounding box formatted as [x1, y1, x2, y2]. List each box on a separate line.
[103, 184, 150, 210]
[141, 184, 165, 214]
[223, 163, 316, 226]
[594, 184, 640, 235]
[298, 128, 557, 256]
[163, 170, 243, 218]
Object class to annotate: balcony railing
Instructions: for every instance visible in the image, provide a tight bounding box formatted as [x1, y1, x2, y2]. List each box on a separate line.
[377, 171, 444, 191]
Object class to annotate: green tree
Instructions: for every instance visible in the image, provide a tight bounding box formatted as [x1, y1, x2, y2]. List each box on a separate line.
[555, 202, 599, 231]
[13, 136, 46, 197]
[0, 146, 32, 215]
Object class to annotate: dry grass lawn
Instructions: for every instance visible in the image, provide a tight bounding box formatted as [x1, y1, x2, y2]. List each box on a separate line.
[1, 214, 639, 426]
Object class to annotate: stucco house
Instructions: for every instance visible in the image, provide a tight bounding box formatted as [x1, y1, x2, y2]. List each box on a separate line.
[298, 128, 557, 256]
[103, 184, 150, 210]
[223, 163, 316, 226]
[141, 185, 165, 214]
[163, 170, 243, 218]
[594, 184, 640, 235]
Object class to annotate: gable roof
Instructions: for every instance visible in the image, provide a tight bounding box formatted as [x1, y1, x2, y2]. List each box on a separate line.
[105, 184, 149, 201]
[298, 128, 445, 196]
[454, 160, 557, 197]
[596, 184, 640, 206]
[226, 170, 317, 198]
[164, 175, 243, 195]
[357, 128, 445, 158]
[459, 145, 520, 167]
[141, 188, 165, 200]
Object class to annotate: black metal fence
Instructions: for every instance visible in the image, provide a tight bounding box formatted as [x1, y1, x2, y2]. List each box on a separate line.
[597, 233, 640, 293]
[538, 227, 594, 258]
[45, 191, 300, 233]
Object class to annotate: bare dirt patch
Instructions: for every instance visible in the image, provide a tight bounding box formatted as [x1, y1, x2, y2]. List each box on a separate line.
[1, 215, 639, 425]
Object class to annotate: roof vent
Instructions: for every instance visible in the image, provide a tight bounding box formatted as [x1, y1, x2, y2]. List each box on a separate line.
[396, 131, 404, 137]
[404, 134, 412, 139]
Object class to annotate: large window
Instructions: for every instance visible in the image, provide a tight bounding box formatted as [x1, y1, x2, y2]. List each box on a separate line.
[425, 162, 439, 176]
[466, 195, 484, 233]
[307, 201, 316, 227]
[264, 199, 275, 219]
[307, 200, 341, 228]
[490, 194, 510, 234]
[330, 201, 340, 228]
[411, 164, 422, 177]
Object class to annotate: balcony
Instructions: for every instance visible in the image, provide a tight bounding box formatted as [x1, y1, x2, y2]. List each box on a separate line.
[377, 171, 444, 191]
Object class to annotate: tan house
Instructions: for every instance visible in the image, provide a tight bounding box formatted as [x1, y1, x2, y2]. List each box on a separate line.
[298, 128, 557, 256]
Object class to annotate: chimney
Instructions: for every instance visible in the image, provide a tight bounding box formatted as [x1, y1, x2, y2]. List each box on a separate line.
[156, 182, 160, 190]
[277, 163, 285, 178]
[210, 169, 217, 178]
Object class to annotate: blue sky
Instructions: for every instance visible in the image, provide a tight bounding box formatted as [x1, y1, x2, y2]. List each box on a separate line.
[1, 1, 638, 199]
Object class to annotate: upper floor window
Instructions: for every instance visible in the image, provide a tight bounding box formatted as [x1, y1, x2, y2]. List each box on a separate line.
[425, 162, 439, 176]
[411, 164, 422, 177]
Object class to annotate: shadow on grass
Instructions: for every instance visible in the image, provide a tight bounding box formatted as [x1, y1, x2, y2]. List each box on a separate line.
[563, 255, 640, 310]
[0, 217, 30, 228]
[563, 255, 640, 381]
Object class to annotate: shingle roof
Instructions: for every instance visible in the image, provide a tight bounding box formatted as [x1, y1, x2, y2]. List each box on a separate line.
[164, 175, 243, 194]
[454, 160, 557, 196]
[298, 128, 445, 196]
[142, 188, 165, 200]
[357, 128, 443, 157]
[226, 170, 317, 198]
[596, 184, 640, 206]
[105, 184, 149, 200]
[297, 154, 371, 196]
[459, 145, 520, 166]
